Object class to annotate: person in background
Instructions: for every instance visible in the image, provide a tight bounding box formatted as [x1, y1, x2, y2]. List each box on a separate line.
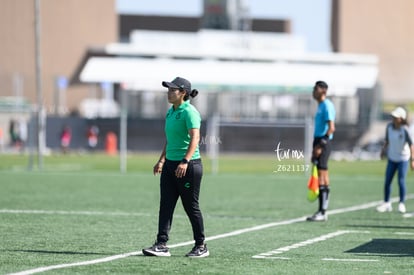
[306, 81, 336, 222]
[60, 125, 72, 154]
[9, 119, 20, 149]
[377, 107, 414, 213]
[86, 125, 99, 151]
[142, 77, 209, 258]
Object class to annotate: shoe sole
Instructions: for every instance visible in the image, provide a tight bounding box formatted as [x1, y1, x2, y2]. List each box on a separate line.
[186, 251, 210, 258]
[306, 216, 328, 222]
[142, 249, 171, 257]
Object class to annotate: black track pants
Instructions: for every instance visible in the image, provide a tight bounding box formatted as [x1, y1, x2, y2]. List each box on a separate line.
[157, 159, 205, 246]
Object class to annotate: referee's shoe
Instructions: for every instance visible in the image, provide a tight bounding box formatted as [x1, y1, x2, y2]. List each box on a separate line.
[306, 211, 327, 222]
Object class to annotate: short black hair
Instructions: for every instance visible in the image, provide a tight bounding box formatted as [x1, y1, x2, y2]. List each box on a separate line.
[315, 80, 328, 89]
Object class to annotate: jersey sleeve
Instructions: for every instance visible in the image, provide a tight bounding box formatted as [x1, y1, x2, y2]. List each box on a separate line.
[385, 123, 390, 142]
[185, 109, 201, 130]
[404, 128, 413, 146]
[325, 101, 336, 122]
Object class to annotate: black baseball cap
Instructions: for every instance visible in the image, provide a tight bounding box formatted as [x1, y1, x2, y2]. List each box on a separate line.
[162, 77, 191, 92]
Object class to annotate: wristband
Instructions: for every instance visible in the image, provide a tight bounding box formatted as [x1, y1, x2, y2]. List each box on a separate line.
[181, 158, 189, 164]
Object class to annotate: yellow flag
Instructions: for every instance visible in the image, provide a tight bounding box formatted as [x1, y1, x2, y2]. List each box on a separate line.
[307, 164, 319, 202]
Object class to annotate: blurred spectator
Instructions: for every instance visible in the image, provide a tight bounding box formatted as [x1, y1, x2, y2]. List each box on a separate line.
[377, 107, 414, 213]
[86, 125, 99, 151]
[60, 125, 72, 154]
[9, 119, 20, 148]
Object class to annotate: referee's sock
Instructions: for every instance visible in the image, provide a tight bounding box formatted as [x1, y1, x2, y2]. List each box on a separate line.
[318, 185, 330, 215]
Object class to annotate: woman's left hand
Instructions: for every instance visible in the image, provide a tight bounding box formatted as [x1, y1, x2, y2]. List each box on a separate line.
[175, 163, 188, 178]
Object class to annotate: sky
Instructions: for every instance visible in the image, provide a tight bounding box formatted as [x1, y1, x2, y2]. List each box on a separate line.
[116, 0, 332, 52]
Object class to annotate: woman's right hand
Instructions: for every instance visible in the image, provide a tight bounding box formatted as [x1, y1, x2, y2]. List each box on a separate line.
[153, 161, 164, 175]
[311, 145, 322, 164]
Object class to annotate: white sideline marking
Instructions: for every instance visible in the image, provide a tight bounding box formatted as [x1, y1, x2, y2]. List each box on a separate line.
[252, 230, 367, 259]
[6, 196, 413, 275]
[394, 232, 414, 236]
[6, 252, 142, 275]
[0, 209, 152, 217]
[0, 209, 266, 221]
[402, 212, 414, 218]
[253, 256, 290, 260]
[322, 258, 379, 262]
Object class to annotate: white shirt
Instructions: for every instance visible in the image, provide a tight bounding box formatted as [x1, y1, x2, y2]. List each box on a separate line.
[386, 123, 413, 162]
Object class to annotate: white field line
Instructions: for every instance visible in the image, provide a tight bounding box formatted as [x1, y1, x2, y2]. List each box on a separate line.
[255, 256, 291, 260]
[0, 209, 264, 221]
[322, 258, 379, 262]
[6, 196, 413, 275]
[402, 212, 414, 218]
[6, 252, 143, 275]
[252, 230, 369, 259]
[394, 232, 414, 235]
[2, 194, 413, 218]
[0, 209, 152, 217]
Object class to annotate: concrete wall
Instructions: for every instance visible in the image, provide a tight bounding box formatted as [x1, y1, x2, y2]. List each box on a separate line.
[332, 0, 414, 103]
[0, 0, 117, 113]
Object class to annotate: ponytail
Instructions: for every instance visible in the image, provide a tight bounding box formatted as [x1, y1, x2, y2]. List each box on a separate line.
[184, 89, 199, 101]
[190, 89, 198, 98]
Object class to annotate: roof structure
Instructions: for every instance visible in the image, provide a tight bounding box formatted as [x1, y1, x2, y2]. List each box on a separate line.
[76, 29, 379, 96]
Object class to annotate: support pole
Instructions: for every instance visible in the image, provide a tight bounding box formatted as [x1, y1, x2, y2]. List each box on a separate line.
[34, 0, 45, 170]
[119, 89, 128, 173]
[207, 114, 220, 175]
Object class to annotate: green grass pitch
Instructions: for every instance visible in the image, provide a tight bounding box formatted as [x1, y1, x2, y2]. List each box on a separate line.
[0, 153, 413, 274]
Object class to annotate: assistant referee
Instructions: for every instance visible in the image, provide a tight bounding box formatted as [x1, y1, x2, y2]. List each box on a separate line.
[306, 80, 336, 222]
[142, 77, 209, 258]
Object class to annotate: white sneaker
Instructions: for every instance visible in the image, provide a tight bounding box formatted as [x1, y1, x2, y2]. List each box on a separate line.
[376, 202, 392, 212]
[398, 203, 406, 213]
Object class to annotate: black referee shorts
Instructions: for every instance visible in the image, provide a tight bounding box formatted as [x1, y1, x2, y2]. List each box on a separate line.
[313, 138, 332, 170]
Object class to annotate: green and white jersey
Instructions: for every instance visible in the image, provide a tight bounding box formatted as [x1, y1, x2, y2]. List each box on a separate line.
[165, 101, 201, 161]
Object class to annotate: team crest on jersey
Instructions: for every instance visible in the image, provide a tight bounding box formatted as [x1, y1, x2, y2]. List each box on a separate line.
[175, 113, 181, 119]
